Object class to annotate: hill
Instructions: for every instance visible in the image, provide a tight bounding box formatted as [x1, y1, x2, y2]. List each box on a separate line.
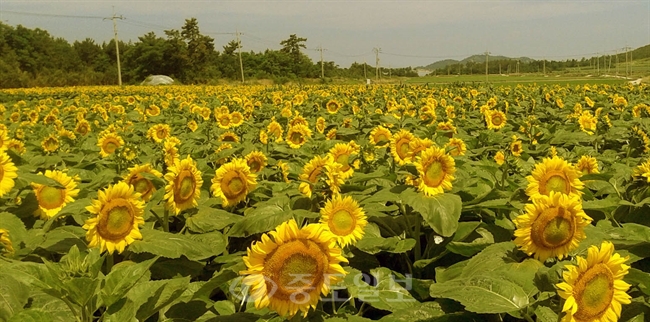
[419, 55, 535, 70]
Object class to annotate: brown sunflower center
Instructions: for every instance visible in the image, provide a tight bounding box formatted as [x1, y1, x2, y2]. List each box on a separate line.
[543, 174, 569, 195]
[308, 166, 324, 183]
[98, 199, 135, 241]
[222, 135, 237, 142]
[573, 263, 615, 321]
[103, 139, 119, 154]
[38, 186, 66, 209]
[492, 115, 503, 126]
[156, 129, 167, 139]
[175, 170, 196, 202]
[424, 160, 445, 187]
[222, 174, 246, 199]
[396, 138, 411, 160]
[290, 131, 304, 144]
[131, 175, 153, 197]
[219, 117, 230, 126]
[248, 160, 261, 173]
[531, 207, 575, 248]
[264, 240, 327, 301]
[329, 209, 356, 236]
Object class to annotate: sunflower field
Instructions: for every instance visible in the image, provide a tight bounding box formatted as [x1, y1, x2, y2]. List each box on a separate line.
[0, 82, 650, 322]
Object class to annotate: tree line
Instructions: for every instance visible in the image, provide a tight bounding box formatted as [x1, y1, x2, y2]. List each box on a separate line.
[0, 19, 417, 88]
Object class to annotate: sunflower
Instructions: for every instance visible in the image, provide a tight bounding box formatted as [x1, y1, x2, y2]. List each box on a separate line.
[41, 134, 60, 153]
[328, 143, 358, 179]
[369, 126, 392, 148]
[7, 139, 25, 155]
[240, 219, 347, 317]
[83, 182, 144, 254]
[97, 132, 124, 158]
[514, 192, 592, 262]
[187, 120, 199, 132]
[219, 131, 240, 143]
[164, 156, 203, 215]
[292, 94, 305, 106]
[268, 119, 284, 142]
[245, 150, 268, 173]
[326, 99, 342, 114]
[216, 113, 231, 129]
[633, 159, 650, 182]
[410, 138, 435, 158]
[146, 104, 161, 117]
[0, 130, 9, 150]
[0, 228, 14, 255]
[486, 110, 507, 130]
[286, 124, 312, 149]
[445, 138, 466, 157]
[326, 128, 337, 140]
[510, 139, 523, 157]
[290, 115, 308, 127]
[230, 111, 244, 127]
[526, 156, 584, 198]
[316, 117, 326, 134]
[259, 130, 269, 144]
[390, 129, 415, 166]
[163, 140, 180, 168]
[299, 155, 330, 198]
[414, 146, 456, 196]
[494, 151, 506, 165]
[324, 162, 345, 196]
[0, 151, 17, 198]
[320, 195, 367, 247]
[32, 170, 80, 220]
[277, 160, 290, 183]
[124, 164, 163, 202]
[147, 124, 171, 143]
[578, 111, 597, 135]
[211, 158, 257, 207]
[556, 241, 631, 322]
[575, 156, 599, 175]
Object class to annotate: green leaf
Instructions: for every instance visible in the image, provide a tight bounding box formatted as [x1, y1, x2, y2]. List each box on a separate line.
[42, 198, 92, 231]
[193, 269, 239, 303]
[429, 275, 529, 313]
[378, 301, 445, 321]
[401, 190, 462, 237]
[626, 268, 650, 295]
[7, 309, 52, 322]
[460, 242, 517, 278]
[0, 212, 27, 249]
[186, 207, 242, 233]
[446, 227, 494, 257]
[0, 273, 29, 321]
[534, 305, 558, 322]
[129, 229, 226, 261]
[16, 172, 65, 189]
[38, 226, 86, 253]
[228, 196, 292, 237]
[129, 277, 190, 321]
[344, 267, 418, 312]
[355, 223, 416, 254]
[101, 257, 158, 307]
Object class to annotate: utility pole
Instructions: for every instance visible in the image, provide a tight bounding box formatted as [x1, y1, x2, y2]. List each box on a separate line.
[616, 49, 618, 76]
[543, 58, 546, 76]
[484, 50, 490, 82]
[596, 53, 599, 76]
[319, 45, 324, 79]
[364, 60, 367, 79]
[105, 7, 124, 86]
[373, 47, 381, 81]
[516, 60, 520, 74]
[624, 46, 631, 77]
[236, 30, 244, 83]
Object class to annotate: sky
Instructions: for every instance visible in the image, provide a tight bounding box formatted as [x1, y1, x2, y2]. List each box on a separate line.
[1, 0, 649, 68]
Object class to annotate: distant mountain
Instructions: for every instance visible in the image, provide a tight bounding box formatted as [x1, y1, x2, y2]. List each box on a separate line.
[418, 55, 536, 70]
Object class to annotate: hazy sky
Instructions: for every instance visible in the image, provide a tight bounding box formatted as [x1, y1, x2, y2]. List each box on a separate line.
[1, 0, 649, 68]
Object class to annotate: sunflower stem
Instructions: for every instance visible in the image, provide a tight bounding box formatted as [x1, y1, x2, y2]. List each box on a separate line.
[163, 208, 170, 232]
[414, 213, 421, 262]
[105, 252, 114, 274]
[521, 310, 534, 322]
